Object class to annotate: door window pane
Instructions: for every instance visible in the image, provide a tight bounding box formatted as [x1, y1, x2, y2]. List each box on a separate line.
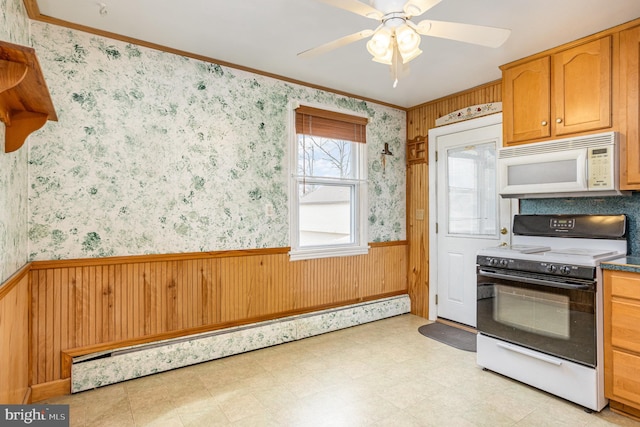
[447, 142, 497, 236]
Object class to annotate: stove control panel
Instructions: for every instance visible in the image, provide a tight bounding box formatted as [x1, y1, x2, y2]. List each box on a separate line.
[549, 218, 575, 230]
[513, 214, 626, 239]
[477, 255, 596, 280]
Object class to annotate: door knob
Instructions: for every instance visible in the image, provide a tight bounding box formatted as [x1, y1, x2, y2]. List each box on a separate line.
[500, 227, 508, 235]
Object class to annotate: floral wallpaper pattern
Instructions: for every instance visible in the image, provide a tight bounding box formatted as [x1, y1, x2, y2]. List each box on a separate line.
[27, 23, 406, 260]
[0, 0, 30, 283]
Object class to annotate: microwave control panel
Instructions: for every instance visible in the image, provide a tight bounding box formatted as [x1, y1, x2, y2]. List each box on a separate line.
[587, 146, 613, 189]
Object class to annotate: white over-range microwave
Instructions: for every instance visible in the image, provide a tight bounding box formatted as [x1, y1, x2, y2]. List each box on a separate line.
[498, 131, 628, 198]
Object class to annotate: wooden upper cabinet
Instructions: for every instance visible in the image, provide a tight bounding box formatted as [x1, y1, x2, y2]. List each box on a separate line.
[502, 36, 612, 146]
[503, 56, 551, 144]
[620, 25, 640, 190]
[553, 36, 612, 136]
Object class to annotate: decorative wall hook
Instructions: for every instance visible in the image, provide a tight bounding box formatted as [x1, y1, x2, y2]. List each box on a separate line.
[381, 142, 393, 156]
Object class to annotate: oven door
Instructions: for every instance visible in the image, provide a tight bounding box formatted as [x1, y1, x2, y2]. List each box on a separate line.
[477, 267, 597, 367]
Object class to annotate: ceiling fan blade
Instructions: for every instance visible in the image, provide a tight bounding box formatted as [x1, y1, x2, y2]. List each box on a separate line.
[414, 19, 511, 48]
[315, 0, 384, 20]
[403, 0, 442, 18]
[298, 29, 375, 59]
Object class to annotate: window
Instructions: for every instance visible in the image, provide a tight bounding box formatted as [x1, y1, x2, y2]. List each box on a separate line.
[446, 142, 497, 236]
[289, 104, 369, 261]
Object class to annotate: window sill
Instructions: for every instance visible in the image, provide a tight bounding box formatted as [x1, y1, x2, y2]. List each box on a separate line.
[289, 245, 370, 261]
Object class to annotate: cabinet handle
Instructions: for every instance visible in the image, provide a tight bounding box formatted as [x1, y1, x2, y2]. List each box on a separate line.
[556, 118, 563, 124]
[541, 120, 548, 126]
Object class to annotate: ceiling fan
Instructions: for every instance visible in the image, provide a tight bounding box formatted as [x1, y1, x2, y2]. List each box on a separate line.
[298, 0, 511, 87]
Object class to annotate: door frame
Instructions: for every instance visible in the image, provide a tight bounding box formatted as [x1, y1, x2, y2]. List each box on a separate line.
[427, 113, 516, 321]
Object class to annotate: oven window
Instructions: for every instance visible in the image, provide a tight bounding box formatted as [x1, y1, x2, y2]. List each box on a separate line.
[494, 285, 570, 340]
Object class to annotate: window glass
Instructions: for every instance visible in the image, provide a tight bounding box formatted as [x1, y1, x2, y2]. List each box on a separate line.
[298, 135, 355, 179]
[447, 142, 497, 236]
[298, 183, 353, 247]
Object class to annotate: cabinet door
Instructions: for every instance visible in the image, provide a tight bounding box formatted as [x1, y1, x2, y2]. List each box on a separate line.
[605, 270, 640, 409]
[612, 299, 640, 354]
[612, 350, 640, 406]
[503, 56, 551, 145]
[553, 36, 612, 136]
[621, 25, 640, 189]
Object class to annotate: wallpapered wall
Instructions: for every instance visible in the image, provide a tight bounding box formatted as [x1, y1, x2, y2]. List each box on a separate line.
[0, 0, 30, 283]
[25, 22, 406, 261]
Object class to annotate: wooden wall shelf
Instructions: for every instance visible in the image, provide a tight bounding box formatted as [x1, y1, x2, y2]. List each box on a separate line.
[0, 40, 57, 153]
[407, 135, 427, 165]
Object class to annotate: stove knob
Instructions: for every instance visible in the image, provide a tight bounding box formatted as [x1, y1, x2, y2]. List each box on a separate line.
[560, 266, 572, 275]
[499, 259, 509, 267]
[488, 258, 498, 266]
[546, 264, 557, 273]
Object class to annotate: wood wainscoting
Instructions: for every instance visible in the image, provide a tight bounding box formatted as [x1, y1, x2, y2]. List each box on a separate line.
[0, 264, 31, 404]
[405, 80, 503, 318]
[24, 241, 407, 400]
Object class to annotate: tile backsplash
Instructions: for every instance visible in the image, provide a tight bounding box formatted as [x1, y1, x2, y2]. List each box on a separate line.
[520, 193, 640, 255]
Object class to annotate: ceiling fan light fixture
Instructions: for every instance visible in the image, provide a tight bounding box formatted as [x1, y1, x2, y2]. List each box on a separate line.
[366, 27, 393, 58]
[399, 47, 422, 63]
[395, 24, 422, 63]
[372, 53, 393, 65]
[396, 25, 419, 47]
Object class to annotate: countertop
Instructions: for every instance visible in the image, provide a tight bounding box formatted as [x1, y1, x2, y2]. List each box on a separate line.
[601, 257, 640, 273]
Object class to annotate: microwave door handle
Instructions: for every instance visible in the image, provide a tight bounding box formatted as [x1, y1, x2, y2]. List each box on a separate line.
[583, 149, 592, 189]
[477, 270, 594, 291]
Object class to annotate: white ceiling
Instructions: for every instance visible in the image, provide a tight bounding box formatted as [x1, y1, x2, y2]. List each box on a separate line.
[33, 0, 640, 108]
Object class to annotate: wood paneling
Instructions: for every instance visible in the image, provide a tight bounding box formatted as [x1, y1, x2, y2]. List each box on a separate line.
[407, 81, 502, 140]
[0, 266, 30, 404]
[407, 163, 428, 318]
[27, 243, 407, 388]
[405, 81, 502, 318]
[30, 379, 70, 403]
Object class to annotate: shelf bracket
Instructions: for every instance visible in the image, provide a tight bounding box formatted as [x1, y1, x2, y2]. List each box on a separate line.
[5, 111, 49, 153]
[0, 41, 57, 153]
[0, 60, 28, 94]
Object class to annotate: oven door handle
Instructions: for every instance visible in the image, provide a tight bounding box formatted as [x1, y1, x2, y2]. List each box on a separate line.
[496, 341, 563, 366]
[478, 270, 594, 291]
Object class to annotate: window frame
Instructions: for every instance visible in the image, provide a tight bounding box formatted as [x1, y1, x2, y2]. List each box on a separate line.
[288, 101, 369, 261]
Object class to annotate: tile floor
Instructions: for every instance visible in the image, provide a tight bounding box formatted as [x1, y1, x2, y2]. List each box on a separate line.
[43, 314, 640, 426]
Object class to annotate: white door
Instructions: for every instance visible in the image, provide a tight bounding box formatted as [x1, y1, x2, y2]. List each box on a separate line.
[428, 115, 513, 327]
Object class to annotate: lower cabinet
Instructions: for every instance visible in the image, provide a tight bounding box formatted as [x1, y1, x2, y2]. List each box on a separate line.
[604, 269, 640, 420]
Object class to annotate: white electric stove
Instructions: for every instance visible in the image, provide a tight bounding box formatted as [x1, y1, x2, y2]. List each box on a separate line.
[476, 214, 628, 412]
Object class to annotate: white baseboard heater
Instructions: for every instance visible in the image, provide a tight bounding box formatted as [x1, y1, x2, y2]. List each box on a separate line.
[71, 294, 411, 393]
